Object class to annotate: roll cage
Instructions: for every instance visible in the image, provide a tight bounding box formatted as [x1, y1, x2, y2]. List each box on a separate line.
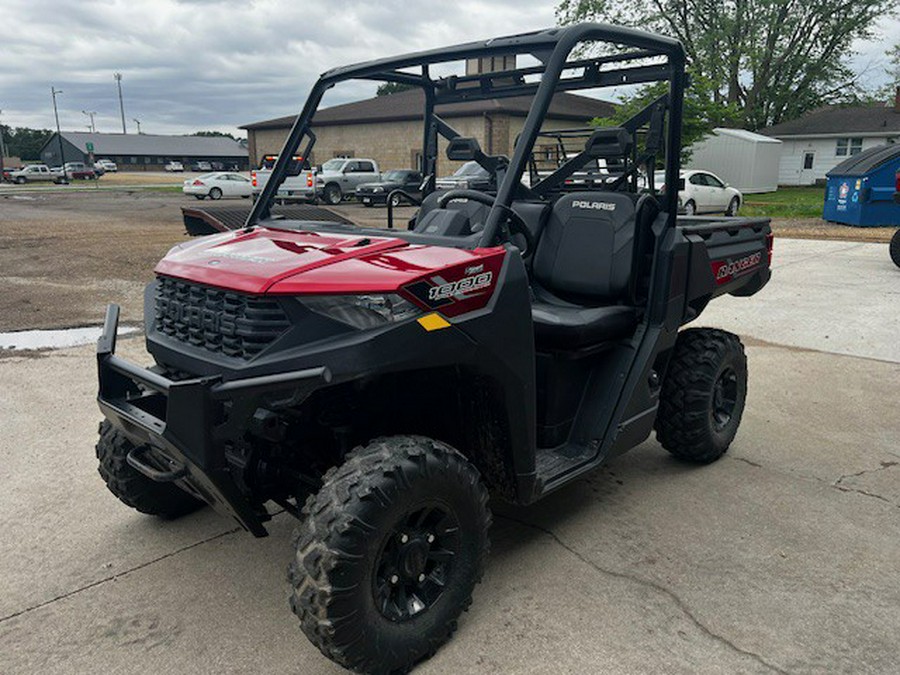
[247, 23, 686, 243]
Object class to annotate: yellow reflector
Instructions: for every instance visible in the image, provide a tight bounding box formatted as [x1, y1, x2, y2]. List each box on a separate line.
[417, 313, 451, 331]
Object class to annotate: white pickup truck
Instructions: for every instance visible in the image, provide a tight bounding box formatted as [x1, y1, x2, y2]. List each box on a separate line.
[315, 158, 380, 204]
[9, 164, 67, 184]
[251, 155, 316, 203]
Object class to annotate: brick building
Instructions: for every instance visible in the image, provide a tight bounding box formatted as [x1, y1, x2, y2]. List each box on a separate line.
[241, 88, 614, 175]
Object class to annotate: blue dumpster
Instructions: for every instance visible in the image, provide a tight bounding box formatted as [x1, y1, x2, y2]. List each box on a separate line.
[823, 144, 900, 226]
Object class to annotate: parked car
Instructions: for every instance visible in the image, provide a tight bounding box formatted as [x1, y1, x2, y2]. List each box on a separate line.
[355, 169, 423, 206]
[315, 158, 380, 205]
[435, 160, 493, 191]
[183, 172, 252, 200]
[660, 170, 742, 216]
[94, 159, 118, 173]
[251, 154, 316, 203]
[8, 164, 66, 184]
[190, 161, 212, 172]
[57, 162, 97, 180]
[165, 161, 185, 172]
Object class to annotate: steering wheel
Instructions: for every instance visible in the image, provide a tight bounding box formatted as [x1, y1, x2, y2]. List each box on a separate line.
[435, 189, 535, 257]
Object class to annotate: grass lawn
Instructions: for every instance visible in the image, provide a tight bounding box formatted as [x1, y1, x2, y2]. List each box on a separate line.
[741, 186, 825, 218]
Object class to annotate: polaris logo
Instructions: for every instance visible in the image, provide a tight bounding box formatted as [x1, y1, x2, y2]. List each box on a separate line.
[157, 298, 237, 337]
[428, 272, 493, 301]
[571, 200, 616, 211]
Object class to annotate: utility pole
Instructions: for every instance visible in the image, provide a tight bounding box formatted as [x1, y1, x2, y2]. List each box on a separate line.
[81, 110, 97, 133]
[51, 87, 67, 183]
[133, 118, 141, 134]
[0, 109, 6, 179]
[114, 72, 126, 134]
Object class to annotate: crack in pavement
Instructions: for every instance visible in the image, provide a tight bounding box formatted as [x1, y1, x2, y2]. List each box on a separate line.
[0, 526, 241, 625]
[833, 461, 899, 508]
[495, 513, 789, 675]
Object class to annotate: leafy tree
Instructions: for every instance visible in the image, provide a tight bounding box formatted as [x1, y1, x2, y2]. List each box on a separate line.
[192, 130, 238, 140]
[556, 0, 894, 129]
[1, 127, 52, 161]
[376, 82, 415, 96]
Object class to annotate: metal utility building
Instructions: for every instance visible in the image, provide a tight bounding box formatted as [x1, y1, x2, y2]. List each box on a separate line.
[823, 144, 900, 226]
[38, 132, 249, 171]
[686, 128, 782, 193]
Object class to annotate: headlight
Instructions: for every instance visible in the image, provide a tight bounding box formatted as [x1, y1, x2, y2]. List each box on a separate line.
[372, 186, 384, 193]
[300, 294, 421, 330]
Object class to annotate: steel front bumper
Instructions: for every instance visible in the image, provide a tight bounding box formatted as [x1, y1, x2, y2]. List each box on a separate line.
[96, 304, 330, 536]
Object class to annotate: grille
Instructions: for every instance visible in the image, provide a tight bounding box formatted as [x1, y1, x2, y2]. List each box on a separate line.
[155, 277, 291, 360]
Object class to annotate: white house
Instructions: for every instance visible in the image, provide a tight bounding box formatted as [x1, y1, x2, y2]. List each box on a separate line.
[760, 89, 900, 186]
[686, 128, 782, 193]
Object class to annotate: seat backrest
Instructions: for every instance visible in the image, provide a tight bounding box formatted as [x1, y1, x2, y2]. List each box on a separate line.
[532, 191, 638, 302]
[414, 191, 490, 232]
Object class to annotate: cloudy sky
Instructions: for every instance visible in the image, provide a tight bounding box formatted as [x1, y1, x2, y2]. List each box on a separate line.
[1, 0, 898, 138]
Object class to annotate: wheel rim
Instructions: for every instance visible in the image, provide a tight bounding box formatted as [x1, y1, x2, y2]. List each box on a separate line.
[327, 186, 340, 204]
[373, 503, 459, 622]
[712, 367, 738, 431]
[390, 195, 400, 207]
[686, 202, 695, 215]
[728, 198, 738, 215]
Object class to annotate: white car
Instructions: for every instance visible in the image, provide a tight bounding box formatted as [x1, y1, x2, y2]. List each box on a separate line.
[183, 172, 252, 200]
[165, 161, 184, 172]
[658, 170, 742, 216]
[94, 159, 117, 173]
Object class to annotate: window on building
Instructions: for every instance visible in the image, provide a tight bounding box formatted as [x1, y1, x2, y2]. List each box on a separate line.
[836, 138, 863, 156]
[803, 152, 815, 170]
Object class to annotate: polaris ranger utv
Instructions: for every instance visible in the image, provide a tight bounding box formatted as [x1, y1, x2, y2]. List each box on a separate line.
[95, 23, 772, 673]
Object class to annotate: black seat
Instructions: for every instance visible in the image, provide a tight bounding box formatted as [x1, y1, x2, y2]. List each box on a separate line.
[531, 191, 655, 349]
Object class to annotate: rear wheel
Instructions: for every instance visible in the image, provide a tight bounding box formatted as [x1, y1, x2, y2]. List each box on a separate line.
[890, 229, 900, 268]
[726, 197, 740, 216]
[656, 328, 747, 463]
[95, 420, 205, 518]
[323, 183, 342, 205]
[194, 194, 205, 200]
[289, 435, 491, 674]
[208, 187, 222, 200]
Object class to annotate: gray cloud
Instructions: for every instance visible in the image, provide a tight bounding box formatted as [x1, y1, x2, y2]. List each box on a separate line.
[2, 0, 897, 138]
[0, 0, 558, 136]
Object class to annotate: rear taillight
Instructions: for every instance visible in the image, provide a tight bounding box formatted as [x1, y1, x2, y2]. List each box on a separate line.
[192, 179, 204, 186]
[765, 231, 774, 266]
[307, 172, 313, 188]
[251, 171, 257, 187]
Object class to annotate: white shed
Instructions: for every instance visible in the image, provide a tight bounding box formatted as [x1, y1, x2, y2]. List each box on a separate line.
[686, 128, 782, 193]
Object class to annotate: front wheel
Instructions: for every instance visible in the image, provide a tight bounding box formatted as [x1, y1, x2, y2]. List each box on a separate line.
[655, 328, 747, 463]
[890, 228, 900, 268]
[389, 193, 402, 208]
[95, 420, 205, 518]
[15, 176, 26, 184]
[684, 200, 696, 215]
[726, 197, 740, 216]
[289, 436, 491, 674]
[323, 183, 342, 205]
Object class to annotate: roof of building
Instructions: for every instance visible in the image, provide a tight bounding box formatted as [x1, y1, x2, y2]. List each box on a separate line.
[53, 132, 248, 157]
[241, 89, 615, 130]
[760, 103, 900, 137]
[826, 143, 900, 177]
[711, 127, 782, 144]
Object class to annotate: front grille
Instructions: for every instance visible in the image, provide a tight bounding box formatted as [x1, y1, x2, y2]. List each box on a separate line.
[155, 277, 291, 360]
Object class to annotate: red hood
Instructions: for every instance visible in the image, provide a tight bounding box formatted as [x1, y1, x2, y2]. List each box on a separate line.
[156, 227, 503, 295]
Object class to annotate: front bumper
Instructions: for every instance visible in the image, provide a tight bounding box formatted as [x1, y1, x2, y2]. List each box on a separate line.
[96, 304, 330, 536]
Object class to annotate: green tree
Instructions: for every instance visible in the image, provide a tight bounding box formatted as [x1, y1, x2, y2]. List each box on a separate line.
[556, 0, 894, 129]
[376, 82, 415, 96]
[2, 127, 52, 161]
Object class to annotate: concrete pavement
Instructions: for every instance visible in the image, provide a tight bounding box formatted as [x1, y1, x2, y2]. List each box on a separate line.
[1, 239, 898, 674]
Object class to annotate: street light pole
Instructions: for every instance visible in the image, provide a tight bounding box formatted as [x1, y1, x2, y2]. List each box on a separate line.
[51, 87, 67, 183]
[114, 73, 126, 134]
[133, 118, 141, 134]
[81, 110, 97, 133]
